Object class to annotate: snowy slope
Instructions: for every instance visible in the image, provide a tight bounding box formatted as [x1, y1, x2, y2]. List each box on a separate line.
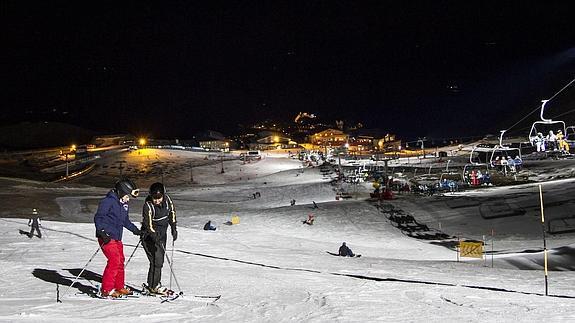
[2, 150, 575, 322]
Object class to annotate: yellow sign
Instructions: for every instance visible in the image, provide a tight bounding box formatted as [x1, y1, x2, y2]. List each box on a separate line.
[459, 241, 483, 258]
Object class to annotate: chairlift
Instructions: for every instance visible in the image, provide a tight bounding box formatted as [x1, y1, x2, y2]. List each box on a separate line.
[462, 163, 489, 179]
[469, 145, 492, 165]
[463, 147, 491, 184]
[466, 130, 521, 177]
[566, 126, 575, 141]
[490, 130, 521, 163]
[439, 172, 463, 184]
[528, 100, 566, 146]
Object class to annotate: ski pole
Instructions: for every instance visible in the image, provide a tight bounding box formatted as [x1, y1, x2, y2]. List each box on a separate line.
[124, 238, 141, 270]
[169, 239, 174, 291]
[60, 243, 102, 302]
[160, 242, 182, 294]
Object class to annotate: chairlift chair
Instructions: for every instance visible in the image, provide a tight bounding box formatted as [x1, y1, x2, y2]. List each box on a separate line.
[565, 126, 575, 141]
[528, 100, 566, 145]
[469, 145, 492, 165]
[490, 130, 521, 164]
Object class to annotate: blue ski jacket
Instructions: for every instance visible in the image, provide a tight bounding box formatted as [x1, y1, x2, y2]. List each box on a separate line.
[94, 190, 138, 241]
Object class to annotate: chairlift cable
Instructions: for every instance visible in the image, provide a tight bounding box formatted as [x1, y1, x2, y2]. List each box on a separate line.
[505, 78, 575, 132]
[550, 107, 575, 120]
[547, 77, 575, 102]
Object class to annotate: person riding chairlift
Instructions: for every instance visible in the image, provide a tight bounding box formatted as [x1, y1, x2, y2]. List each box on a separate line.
[534, 132, 546, 152]
[557, 130, 570, 152]
[547, 130, 558, 151]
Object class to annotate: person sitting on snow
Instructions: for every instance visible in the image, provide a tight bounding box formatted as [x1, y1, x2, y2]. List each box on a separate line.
[203, 220, 217, 231]
[302, 214, 315, 225]
[338, 242, 355, 257]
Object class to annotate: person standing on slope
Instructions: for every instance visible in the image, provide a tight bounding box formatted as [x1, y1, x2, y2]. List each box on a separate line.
[28, 208, 42, 238]
[141, 182, 178, 294]
[94, 178, 141, 298]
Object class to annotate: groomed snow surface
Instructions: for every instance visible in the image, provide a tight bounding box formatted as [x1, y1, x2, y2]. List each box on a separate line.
[1, 150, 575, 322]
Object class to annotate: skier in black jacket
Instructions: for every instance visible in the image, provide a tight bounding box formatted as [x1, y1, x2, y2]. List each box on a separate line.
[28, 209, 42, 238]
[141, 182, 177, 294]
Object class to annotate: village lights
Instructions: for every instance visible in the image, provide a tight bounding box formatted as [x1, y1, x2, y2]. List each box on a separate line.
[139, 138, 147, 146]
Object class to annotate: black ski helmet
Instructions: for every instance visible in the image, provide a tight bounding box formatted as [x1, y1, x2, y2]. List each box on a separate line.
[149, 182, 165, 199]
[115, 178, 139, 198]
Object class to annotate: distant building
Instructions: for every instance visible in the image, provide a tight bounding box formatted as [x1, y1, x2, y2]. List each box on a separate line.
[346, 129, 401, 153]
[310, 129, 348, 148]
[196, 130, 231, 151]
[348, 134, 374, 153]
[252, 135, 297, 150]
[375, 133, 401, 152]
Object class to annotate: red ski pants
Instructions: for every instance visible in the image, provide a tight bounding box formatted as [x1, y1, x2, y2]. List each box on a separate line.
[99, 239, 126, 292]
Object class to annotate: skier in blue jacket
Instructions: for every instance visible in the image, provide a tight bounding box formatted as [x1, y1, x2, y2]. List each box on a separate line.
[94, 178, 141, 298]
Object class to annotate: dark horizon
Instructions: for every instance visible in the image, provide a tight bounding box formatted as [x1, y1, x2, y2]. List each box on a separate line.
[4, 2, 575, 141]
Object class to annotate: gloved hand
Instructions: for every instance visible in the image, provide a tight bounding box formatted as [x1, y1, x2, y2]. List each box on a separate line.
[171, 226, 178, 242]
[101, 234, 111, 245]
[132, 228, 142, 236]
[96, 229, 111, 245]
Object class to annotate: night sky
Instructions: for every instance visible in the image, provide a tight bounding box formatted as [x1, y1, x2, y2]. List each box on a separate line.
[4, 1, 575, 140]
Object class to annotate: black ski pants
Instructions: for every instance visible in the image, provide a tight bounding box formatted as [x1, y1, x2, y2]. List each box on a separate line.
[142, 227, 167, 289]
[29, 223, 41, 238]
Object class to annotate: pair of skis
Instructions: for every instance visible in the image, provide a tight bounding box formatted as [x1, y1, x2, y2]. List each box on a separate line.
[158, 293, 221, 304]
[88, 291, 220, 303]
[134, 285, 221, 303]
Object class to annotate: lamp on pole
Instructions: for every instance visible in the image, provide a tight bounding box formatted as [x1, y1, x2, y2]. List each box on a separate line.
[417, 137, 427, 159]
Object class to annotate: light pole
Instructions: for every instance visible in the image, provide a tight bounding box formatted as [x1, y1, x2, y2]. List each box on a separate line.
[220, 154, 225, 174]
[118, 161, 125, 177]
[65, 153, 69, 178]
[190, 161, 194, 183]
[417, 137, 426, 159]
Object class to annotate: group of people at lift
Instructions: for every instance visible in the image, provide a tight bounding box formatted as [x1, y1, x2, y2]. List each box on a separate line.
[491, 155, 523, 174]
[532, 130, 570, 153]
[468, 170, 492, 186]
